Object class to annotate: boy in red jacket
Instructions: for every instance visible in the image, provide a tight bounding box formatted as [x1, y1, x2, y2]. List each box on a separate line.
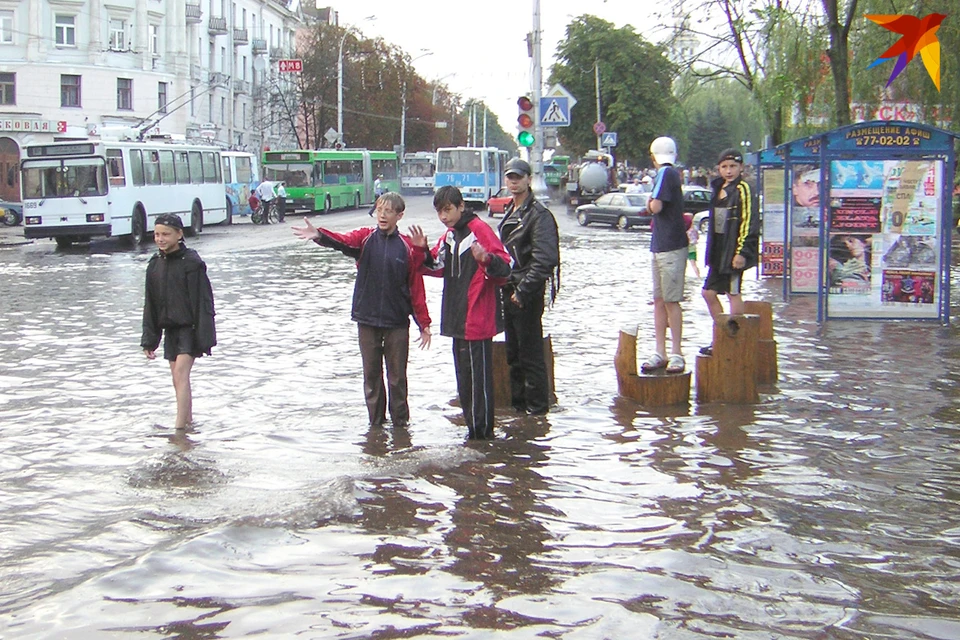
[412, 186, 511, 440]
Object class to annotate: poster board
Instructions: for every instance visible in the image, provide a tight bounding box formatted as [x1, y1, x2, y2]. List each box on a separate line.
[760, 167, 785, 276]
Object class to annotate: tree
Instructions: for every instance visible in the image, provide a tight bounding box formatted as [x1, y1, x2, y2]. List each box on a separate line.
[820, 0, 860, 126]
[549, 15, 679, 164]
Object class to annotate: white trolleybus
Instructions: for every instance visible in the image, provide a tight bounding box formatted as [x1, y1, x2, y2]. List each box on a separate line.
[400, 151, 436, 195]
[21, 139, 227, 249]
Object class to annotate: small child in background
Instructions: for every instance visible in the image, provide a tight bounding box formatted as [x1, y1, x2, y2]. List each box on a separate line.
[684, 212, 700, 277]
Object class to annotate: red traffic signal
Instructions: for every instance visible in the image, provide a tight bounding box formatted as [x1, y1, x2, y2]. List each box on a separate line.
[517, 96, 534, 111]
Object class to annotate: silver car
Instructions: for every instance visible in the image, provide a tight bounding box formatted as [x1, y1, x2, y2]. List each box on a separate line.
[575, 192, 652, 230]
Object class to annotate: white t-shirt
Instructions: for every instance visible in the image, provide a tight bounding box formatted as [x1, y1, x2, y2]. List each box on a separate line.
[255, 181, 275, 201]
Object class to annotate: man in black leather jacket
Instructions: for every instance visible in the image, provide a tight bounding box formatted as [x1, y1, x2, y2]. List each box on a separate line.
[498, 158, 560, 415]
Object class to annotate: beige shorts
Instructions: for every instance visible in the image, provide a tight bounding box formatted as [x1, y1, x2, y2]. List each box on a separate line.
[652, 247, 688, 302]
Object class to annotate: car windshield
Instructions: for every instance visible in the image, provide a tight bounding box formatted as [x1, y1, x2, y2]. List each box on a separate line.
[626, 195, 649, 207]
[496, 188, 510, 198]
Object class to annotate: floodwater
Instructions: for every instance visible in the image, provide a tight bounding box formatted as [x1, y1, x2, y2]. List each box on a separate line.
[2, 197, 960, 639]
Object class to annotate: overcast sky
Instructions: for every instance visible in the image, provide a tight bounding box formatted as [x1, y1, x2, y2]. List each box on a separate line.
[334, 1, 674, 139]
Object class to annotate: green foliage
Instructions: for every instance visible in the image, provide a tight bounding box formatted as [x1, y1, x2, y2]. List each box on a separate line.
[548, 15, 679, 165]
[678, 80, 765, 168]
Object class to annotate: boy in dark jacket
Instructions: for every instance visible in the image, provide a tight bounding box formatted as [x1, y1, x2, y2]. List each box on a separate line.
[293, 192, 432, 428]
[141, 214, 216, 429]
[415, 186, 511, 440]
[700, 148, 760, 355]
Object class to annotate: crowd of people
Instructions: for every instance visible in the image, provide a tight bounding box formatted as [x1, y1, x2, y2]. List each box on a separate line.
[141, 139, 764, 439]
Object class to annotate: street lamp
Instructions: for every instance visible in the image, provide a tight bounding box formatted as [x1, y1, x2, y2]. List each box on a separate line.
[431, 72, 456, 106]
[337, 15, 375, 147]
[740, 139, 752, 152]
[400, 49, 432, 156]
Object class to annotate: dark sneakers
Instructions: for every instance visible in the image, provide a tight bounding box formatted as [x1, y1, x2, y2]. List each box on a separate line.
[699, 345, 713, 356]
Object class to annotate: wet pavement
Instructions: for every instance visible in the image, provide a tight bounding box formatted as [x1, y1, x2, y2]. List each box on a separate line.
[2, 196, 960, 638]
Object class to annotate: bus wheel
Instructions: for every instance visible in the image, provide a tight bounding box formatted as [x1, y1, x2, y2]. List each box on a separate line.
[55, 236, 73, 249]
[126, 209, 146, 247]
[225, 199, 233, 225]
[186, 202, 203, 236]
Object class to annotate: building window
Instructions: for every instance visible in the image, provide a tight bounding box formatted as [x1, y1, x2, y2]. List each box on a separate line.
[242, 102, 247, 128]
[55, 14, 76, 47]
[157, 82, 167, 113]
[220, 46, 226, 73]
[190, 86, 195, 117]
[109, 19, 125, 50]
[208, 94, 213, 123]
[0, 10, 14, 44]
[117, 78, 132, 110]
[220, 97, 225, 124]
[0, 73, 14, 105]
[150, 24, 159, 56]
[61, 74, 81, 107]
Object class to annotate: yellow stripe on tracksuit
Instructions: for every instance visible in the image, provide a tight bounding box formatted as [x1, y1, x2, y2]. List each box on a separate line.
[735, 182, 753, 256]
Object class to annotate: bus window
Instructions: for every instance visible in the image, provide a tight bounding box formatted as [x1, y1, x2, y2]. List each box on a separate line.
[202, 151, 218, 183]
[373, 159, 397, 180]
[144, 150, 161, 186]
[236, 156, 252, 183]
[106, 148, 125, 186]
[221, 156, 232, 183]
[158, 150, 175, 184]
[322, 160, 341, 185]
[174, 151, 190, 184]
[129, 149, 145, 186]
[188, 151, 203, 183]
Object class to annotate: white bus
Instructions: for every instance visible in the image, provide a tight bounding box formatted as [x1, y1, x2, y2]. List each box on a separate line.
[400, 151, 435, 195]
[434, 147, 509, 210]
[21, 139, 227, 249]
[221, 150, 260, 220]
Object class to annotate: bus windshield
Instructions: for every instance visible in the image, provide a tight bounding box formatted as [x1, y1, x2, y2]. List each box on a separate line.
[401, 161, 434, 177]
[263, 163, 313, 186]
[438, 150, 481, 173]
[22, 159, 108, 199]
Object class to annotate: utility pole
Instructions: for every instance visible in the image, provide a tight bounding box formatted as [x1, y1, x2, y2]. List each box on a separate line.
[594, 60, 602, 151]
[530, 0, 548, 201]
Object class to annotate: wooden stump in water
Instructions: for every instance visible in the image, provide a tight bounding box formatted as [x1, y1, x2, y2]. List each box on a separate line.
[743, 300, 778, 385]
[492, 336, 555, 408]
[614, 331, 691, 407]
[696, 314, 760, 404]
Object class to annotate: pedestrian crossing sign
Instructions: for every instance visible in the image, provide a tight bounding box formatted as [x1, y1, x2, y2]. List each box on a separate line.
[539, 97, 570, 127]
[601, 132, 618, 147]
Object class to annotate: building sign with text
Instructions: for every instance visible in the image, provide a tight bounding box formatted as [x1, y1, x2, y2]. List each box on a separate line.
[0, 119, 66, 133]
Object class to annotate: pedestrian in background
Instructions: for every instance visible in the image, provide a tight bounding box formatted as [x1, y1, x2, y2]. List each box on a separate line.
[254, 179, 277, 223]
[685, 212, 701, 278]
[141, 214, 217, 430]
[640, 136, 688, 375]
[275, 181, 287, 222]
[699, 148, 759, 356]
[292, 192, 431, 428]
[417, 186, 512, 440]
[498, 158, 560, 415]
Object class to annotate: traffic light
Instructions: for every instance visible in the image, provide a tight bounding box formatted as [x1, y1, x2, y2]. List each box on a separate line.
[517, 96, 535, 147]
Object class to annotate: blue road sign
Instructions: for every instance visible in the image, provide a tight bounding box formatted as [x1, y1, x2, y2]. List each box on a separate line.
[601, 132, 618, 147]
[540, 96, 570, 127]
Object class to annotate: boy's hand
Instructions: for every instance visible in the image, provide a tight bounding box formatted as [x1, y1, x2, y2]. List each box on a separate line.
[292, 217, 319, 241]
[470, 242, 489, 265]
[732, 254, 746, 270]
[408, 225, 428, 249]
[144, 349, 156, 360]
[417, 326, 432, 350]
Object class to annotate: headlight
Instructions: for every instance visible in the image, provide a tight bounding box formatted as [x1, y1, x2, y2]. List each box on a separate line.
[86, 213, 104, 222]
[25, 216, 41, 225]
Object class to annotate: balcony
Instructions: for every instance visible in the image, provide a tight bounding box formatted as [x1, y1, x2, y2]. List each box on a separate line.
[270, 46, 285, 59]
[190, 64, 202, 83]
[251, 38, 267, 54]
[233, 28, 248, 45]
[233, 79, 250, 94]
[209, 71, 227, 86]
[208, 16, 227, 35]
[186, 3, 202, 23]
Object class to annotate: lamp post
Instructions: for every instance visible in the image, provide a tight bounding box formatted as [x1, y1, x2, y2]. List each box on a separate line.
[431, 73, 456, 106]
[337, 15, 375, 147]
[400, 50, 432, 157]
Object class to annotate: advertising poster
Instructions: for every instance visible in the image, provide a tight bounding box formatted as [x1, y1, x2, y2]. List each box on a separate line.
[827, 160, 941, 318]
[789, 163, 820, 292]
[761, 167, 785, 276]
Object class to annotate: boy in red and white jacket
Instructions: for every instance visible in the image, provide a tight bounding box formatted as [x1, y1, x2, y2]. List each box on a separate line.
[412, 186, 511, 440]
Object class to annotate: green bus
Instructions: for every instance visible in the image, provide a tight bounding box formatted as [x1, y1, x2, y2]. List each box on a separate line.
[261, 149, 399, 213]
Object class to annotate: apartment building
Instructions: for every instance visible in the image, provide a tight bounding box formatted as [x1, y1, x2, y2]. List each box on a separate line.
[0, 0, 303, 202]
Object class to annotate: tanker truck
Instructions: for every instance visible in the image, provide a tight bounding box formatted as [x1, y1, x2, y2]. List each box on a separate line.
[566, 151, 616, 207]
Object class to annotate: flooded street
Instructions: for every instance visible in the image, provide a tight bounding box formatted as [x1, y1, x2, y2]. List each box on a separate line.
[2, 195, 960, 639]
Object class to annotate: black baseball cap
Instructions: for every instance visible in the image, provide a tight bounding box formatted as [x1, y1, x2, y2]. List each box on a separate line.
[504, 158, 532, 177]
[155, 214, 184, 229]
[717, 148, 744, 164]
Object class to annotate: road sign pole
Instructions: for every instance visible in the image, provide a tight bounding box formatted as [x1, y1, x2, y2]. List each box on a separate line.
[530, 0, 548, 202]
